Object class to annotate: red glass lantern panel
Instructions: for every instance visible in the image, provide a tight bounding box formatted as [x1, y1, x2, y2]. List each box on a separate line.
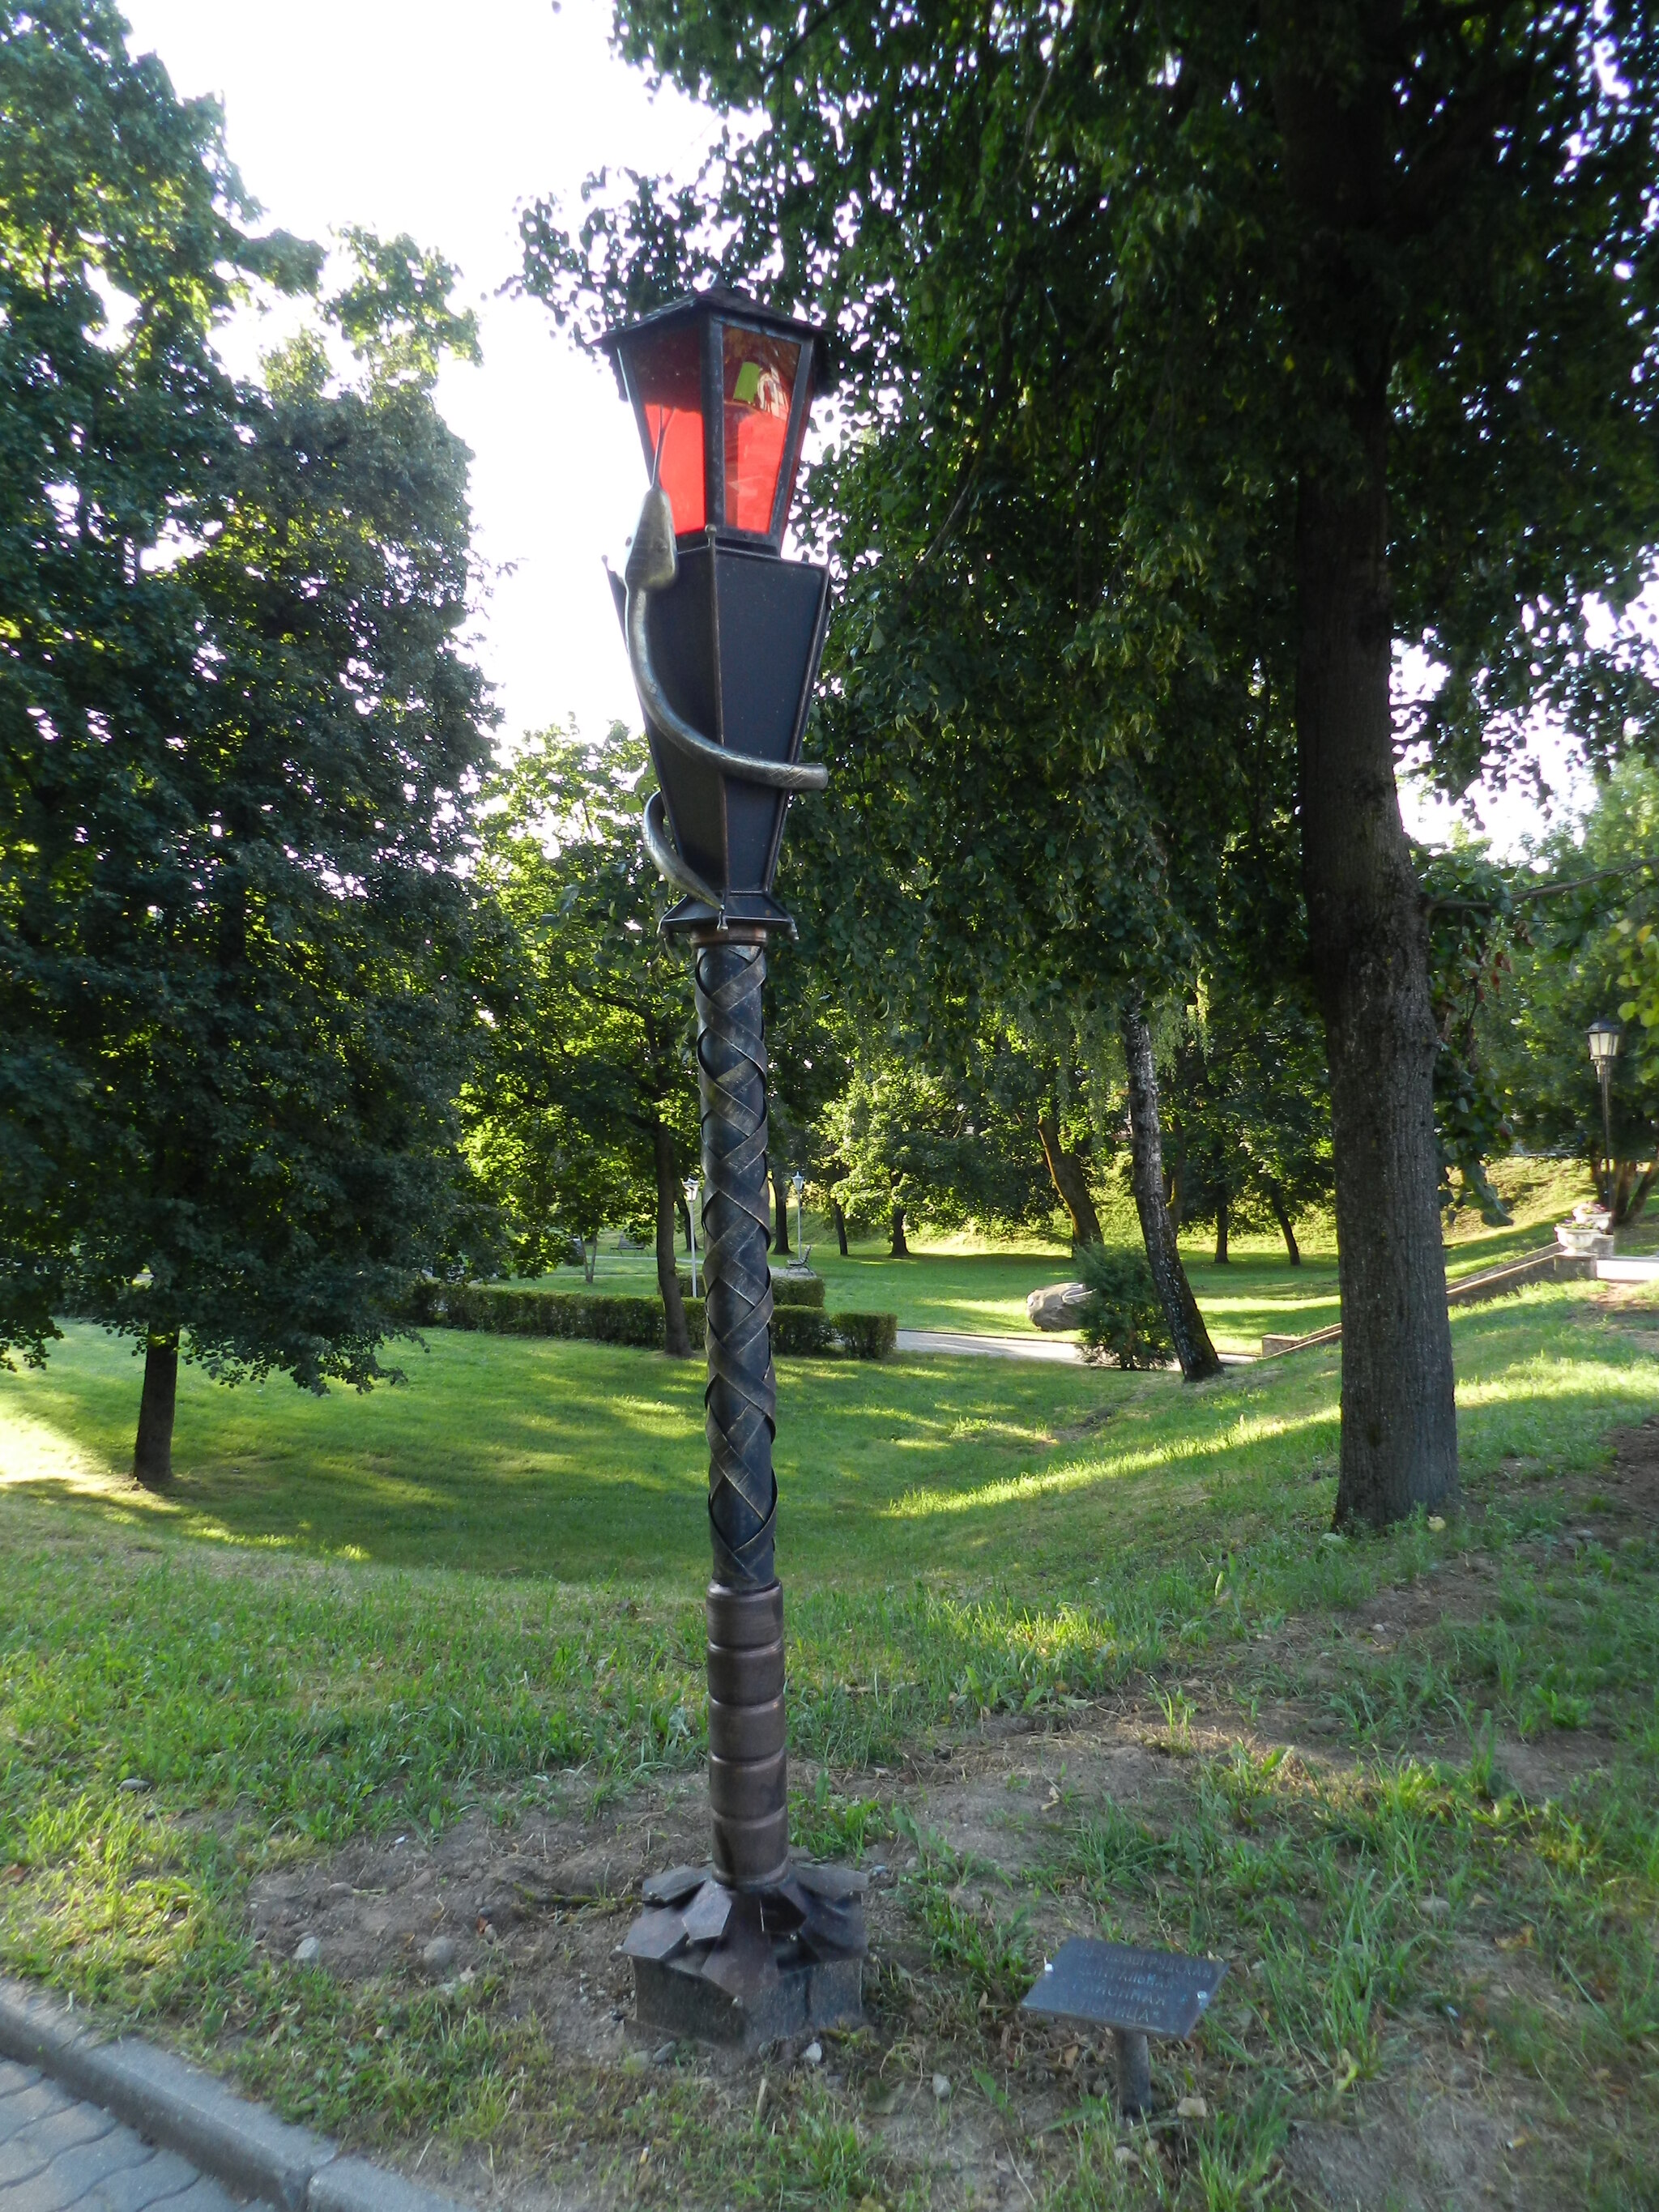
[723, 326, 801, 535]
[622, 318, 706, 535]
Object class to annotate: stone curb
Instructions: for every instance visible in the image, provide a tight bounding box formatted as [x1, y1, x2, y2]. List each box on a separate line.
[0, 1975, 465, 2212]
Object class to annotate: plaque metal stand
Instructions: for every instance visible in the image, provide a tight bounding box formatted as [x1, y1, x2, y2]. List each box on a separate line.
[1021, 1937, 1227, 2117]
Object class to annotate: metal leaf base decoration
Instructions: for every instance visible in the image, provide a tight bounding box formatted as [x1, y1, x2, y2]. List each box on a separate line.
[625, 1859, 867, 2047]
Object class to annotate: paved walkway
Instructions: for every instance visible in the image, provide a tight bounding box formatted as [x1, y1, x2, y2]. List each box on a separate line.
[893, 1328, 1253, 1366]
[0, 2056, 264, 2211]
[895, 1327, 1087, 1362]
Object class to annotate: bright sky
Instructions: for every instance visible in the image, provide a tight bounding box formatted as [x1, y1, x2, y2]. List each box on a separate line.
[122, 0, 716, 750]
[119, 2, 1601, 856]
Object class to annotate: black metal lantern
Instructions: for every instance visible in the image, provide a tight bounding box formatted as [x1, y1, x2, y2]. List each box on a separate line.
[606, 287, 865, 2046]
[603, 283, 822, 551]
[602, 288, 832, 934]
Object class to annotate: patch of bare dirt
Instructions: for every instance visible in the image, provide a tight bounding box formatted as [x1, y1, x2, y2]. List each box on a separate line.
[1286, 2073, 1553, 2212]
[249, 1775, 715, 2065]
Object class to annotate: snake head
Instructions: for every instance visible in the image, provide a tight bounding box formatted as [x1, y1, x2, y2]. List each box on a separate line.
[624, 484, 678, 596]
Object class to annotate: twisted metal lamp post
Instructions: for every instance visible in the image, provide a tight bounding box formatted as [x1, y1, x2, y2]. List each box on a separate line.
[603, 287, 866, 2044]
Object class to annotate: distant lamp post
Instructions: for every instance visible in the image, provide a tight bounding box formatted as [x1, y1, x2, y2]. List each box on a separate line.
[604, 286, 865, 2044]
[684, 1176, 702, 1298]
[790, 1170, 807, 1266]
[1588, 1019, 1622, 1204]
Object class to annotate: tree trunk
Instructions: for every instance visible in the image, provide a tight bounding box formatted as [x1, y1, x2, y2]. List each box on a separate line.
[1267, 1185, 1302, 1267]
[1214, 1196, 1230, 1266]
[133, 1328, 179, 1487]
[1269, 26, 1459, 1527]
[678, 1193, 693, 1252]
[583, 1233, 598, 1285]
[889, 1203, 909, 1258]
[1610, 1151, 1656, 1229]
[654, 1119, 693, 1357]
[1037, 1108, 1104, 1246]
[832, 1197, 850, 1255]
[1119, 1004, 1223, 1382]
[1163, 1157, 1184, 1230]
[772, 1170, 791, 1256]
[1621, 1144, 1658, 1227]
[1295, 416, 1457, 1527]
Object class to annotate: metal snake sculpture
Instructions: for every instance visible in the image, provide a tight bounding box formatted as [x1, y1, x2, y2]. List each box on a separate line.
[624, 483, 828, 927]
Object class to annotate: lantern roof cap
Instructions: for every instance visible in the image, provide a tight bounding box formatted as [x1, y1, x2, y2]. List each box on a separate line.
[599, 283, 834, 394]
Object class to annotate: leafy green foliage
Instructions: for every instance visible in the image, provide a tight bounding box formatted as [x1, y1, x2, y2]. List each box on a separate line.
[529, 0, 1659, 1523]
[0, 7, 489, 1393]
[1421, 846, 1529, 1225]
[468, 727, 697, 1280]
[1159, 975, 1333, 1255]
[1074, 1242, 1174, 1370]
[1480, 761, 1659, 1221]
[823, 1038, 1060, 1247]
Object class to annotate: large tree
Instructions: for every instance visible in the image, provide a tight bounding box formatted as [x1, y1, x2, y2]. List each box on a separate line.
[1159, 980, 1333, 1266]
[530, 1, 1659, 1524]
[1479, 762, 1659, 1222]
[0, 7, 490, 1480]
[825, 1029, 1065, 1255]
[469, 727, 701, 1355]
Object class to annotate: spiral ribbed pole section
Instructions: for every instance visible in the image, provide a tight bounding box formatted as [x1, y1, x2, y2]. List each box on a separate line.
[693, 929, 777, 1587]
[693, 926, 788, 1890]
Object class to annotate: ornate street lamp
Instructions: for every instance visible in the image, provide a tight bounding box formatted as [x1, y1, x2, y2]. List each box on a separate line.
[791, 1169, 807, 1267]
[605, 287, 865, 2044]
[1588, 1019, 1622, 1205]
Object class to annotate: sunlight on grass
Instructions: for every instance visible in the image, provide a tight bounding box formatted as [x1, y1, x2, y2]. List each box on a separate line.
[887, 1401, 1338, 1519]
[0, 1405, 159, 1509]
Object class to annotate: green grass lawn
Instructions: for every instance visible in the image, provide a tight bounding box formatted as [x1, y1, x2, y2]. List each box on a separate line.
[545, 1154, 1596, 1355]
[2, 1272, 1657, 2207]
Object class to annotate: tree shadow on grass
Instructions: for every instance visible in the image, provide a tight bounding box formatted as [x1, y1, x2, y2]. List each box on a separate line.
[1, 1293, 1652, 1588]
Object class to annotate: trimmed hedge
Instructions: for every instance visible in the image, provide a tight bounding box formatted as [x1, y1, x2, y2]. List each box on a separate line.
[407, 1279, 893, 1359]
[772, 1305, 834, 1356]
[407, 1281, 680, 1346]
[831, 1309, 899, 1361]
[677, 1272, 826, 1308]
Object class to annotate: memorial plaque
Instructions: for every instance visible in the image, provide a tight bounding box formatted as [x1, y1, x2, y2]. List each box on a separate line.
[1021, 1939, 1226, 2041]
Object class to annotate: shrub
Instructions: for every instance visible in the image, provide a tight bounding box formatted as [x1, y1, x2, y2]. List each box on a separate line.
[410, 1281, 671, 1345]
[832, 1310, 898, 1360]
[1073, 1245, 1172, 1370]
[403, 1279, 893, 1358]
[772, 1305, 836, 1356]
[681, 1272, 825, 1307]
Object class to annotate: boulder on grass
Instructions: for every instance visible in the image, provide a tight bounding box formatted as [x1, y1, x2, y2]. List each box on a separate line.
[1026, 1281, 1090, 1332]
